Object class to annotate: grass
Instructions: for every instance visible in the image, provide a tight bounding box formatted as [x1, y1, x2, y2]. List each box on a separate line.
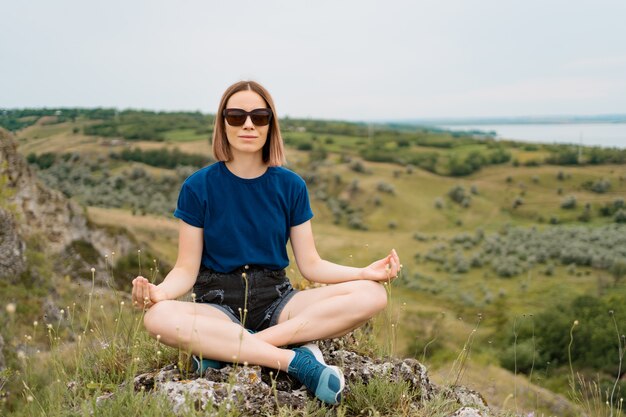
[5, 120, 626, 416]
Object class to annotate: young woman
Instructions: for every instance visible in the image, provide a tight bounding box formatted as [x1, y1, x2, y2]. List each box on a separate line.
[131, 80, 401, 405]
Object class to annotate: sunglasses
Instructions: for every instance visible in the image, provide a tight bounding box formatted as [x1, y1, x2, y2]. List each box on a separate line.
[222, 108, 273, 126]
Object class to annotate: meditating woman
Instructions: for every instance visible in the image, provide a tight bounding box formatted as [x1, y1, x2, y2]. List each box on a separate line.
[131, 80, 400, 404]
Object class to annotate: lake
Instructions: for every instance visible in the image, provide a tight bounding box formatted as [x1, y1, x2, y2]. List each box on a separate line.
[435, 123, 626, 149]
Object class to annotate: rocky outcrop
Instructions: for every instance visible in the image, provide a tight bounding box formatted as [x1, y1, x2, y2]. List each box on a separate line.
[0, 128, 132, 278]
[125, 336, 491, 416]
[0, 206, 26, 279]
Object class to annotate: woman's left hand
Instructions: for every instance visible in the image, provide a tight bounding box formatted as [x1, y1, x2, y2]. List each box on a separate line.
[360, 249, 401, 282]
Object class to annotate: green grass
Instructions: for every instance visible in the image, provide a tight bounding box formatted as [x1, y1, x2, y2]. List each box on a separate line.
[162, 128, 210, 143]
[5, 117, 626, 416]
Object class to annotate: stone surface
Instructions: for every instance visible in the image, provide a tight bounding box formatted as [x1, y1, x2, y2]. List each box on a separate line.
[0, 207, 26, 279]
[448, 406, 487, 417]
[125, 336, 493, 416]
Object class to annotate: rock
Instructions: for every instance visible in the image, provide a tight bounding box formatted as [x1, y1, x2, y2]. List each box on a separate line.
[448, 406, 487, 417]
[0, 127, 133, 277]
[0, 206, 26, 279]
[122, 334, 494, 416]
[442, 385, 489, 415]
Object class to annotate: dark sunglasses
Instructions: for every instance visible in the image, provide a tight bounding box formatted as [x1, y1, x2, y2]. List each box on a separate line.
[222, 108, 273, 126]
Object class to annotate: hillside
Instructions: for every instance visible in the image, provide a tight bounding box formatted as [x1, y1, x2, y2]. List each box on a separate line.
[2, 110, 626, 416]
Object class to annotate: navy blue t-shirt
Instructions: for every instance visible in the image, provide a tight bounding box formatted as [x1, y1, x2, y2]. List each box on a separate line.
[173, 161, 314, 273]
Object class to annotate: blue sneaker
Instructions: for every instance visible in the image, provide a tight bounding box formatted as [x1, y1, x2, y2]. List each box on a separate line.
[288, 343, 345, 405]
[191, 328, 256, 374]
[190, 354, 225, 374]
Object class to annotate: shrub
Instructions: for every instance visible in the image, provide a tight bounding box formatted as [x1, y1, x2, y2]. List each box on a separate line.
[376, 181, 395, 195]
[583, 178, 611, 194]
[447, 185, 468, 205]
[561, 195, 577, 209]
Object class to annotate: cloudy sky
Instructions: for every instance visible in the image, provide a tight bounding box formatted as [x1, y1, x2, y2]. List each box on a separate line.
[1, 0, 625, 121]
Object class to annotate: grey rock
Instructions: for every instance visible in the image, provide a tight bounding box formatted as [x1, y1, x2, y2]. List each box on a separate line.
[448, 406, 487, 417]
[122, 334, 493, 416]
[0, 128, 133, 279]
[0, 207, 26, 279]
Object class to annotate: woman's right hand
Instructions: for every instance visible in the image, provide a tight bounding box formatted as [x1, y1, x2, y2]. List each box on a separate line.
[131, 276, 168, 310]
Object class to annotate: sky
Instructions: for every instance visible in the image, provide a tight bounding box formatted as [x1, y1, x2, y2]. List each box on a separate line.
[1, 0, 626, 121]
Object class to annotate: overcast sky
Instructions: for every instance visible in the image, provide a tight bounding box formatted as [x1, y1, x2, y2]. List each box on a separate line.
[1, 0, 625, 121]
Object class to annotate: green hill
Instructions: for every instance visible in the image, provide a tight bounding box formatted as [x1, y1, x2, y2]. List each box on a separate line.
[3, 109, 626, 416]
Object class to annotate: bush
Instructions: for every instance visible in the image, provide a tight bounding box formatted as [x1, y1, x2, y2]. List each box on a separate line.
[376, 181, 395, 195]
[561, 195, 577, 209]
[447, 185, 469, 205]
[499, 339, 543, 374]
[583, 178, 611, 194]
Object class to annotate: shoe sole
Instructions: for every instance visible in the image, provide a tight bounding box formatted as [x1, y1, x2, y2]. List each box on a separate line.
[301, 343, 346, 401]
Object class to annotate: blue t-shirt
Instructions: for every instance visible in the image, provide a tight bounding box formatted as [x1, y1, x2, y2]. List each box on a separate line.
[173, 161, 314, 273]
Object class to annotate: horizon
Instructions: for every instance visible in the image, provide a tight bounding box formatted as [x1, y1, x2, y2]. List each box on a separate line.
[3, 106, 626, 126]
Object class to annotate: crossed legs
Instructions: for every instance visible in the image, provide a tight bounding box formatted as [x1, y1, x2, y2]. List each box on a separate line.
[142, 280, 388, 371]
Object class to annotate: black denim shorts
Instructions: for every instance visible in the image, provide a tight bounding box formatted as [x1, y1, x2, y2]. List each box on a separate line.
[192, 265, 298, 331]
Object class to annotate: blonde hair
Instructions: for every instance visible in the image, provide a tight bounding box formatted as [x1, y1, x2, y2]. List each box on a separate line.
[212, 81, 285, 166]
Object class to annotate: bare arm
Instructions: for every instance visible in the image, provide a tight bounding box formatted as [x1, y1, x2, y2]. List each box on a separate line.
[290, 220, 400, 284]
[132, 220, 203, 308]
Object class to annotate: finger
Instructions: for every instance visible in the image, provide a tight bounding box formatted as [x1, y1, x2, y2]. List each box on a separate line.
[141, 281, 150, 307]
[135, 281, 146, 309]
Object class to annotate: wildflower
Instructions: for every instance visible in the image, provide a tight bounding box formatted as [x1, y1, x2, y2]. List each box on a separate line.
[60, 309, 65, 315]
[5, 303, 16, 314]
[47, 324, 52, 329]
[26, 396, 34, 402]
[33, 321, 38, 327]
[17, 351, 26, 360]
[90, 267, 95, 273]
[243, 361, 248, 366]
[120, 301, 125, 306]
[156, 334, 161, 341]
[574, 320, 579, 326]
[157, 351, 162, 356]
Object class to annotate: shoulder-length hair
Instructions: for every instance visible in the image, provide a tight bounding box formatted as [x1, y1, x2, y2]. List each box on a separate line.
[212, 81, 286, 166]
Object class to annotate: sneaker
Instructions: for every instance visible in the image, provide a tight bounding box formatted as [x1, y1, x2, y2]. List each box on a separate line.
[190, 355, 225, 374]
[191, 328, 255, 375]
[287, 343, 345, 405]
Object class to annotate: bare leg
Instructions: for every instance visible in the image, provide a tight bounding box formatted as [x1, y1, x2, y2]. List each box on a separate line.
[143, 300, 294, 371]
[255, 280, 388, 347]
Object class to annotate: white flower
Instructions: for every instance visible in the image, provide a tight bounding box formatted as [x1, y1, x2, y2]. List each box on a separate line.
[5, 303, 16, 314]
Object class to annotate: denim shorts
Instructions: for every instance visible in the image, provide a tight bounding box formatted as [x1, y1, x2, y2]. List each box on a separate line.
[192, 265, 298, 331]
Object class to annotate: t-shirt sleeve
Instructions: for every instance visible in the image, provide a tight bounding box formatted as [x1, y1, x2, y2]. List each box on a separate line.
[173, 180, 204, 228]
[290, 179, 314, 227]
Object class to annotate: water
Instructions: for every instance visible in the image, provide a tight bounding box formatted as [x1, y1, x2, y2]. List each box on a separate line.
[436, 123, 626, 149]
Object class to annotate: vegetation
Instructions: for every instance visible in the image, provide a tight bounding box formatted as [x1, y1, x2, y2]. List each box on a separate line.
[3, 109, 626, 416]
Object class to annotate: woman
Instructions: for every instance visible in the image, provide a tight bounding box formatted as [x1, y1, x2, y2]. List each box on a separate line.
[132, 80, 401, 405]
